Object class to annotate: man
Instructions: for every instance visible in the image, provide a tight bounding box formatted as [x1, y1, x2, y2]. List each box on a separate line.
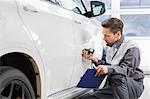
[80, 18, 144, 99]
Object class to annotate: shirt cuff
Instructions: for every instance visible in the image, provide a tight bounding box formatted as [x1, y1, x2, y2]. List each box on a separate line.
[108, 66, 113, 75]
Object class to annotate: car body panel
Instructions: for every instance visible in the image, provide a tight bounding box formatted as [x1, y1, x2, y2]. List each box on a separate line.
[0, 0, 104, 98]
[0, 0, 47, 98]
[16, 0, 77, 95]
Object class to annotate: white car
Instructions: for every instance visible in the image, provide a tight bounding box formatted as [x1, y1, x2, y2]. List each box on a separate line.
[0, 0, 105, 99]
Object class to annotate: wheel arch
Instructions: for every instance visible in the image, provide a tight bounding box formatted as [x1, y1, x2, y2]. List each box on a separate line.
[0, 52, 41, 98]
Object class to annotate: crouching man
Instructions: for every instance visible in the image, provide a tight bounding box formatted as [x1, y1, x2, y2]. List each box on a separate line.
[80, 18, 144, 99]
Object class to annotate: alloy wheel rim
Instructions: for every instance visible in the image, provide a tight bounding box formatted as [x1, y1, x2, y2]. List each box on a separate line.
[0, 80, 32, 99]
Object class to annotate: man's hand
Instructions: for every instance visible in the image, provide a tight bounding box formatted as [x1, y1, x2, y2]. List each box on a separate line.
[95, 65, 108, 76]
[82, 50, 92, 60]
[82, 50, 98, 62]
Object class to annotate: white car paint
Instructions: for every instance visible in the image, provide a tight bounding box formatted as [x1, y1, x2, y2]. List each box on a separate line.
[0, 0, 103, 98]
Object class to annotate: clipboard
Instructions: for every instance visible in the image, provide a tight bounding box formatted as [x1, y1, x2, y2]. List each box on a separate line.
[76, 69, 107, 88]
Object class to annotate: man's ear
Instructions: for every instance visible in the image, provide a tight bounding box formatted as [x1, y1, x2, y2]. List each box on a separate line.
[115, 31, 121, 38]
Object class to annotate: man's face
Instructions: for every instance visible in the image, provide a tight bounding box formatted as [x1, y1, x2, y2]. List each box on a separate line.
[102, 27, 119, 46]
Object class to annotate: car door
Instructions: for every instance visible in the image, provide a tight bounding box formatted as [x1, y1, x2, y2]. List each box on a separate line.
[54, 0, 104, 87]
[16, 0, 76, 95]
[69, 13, 103, 86]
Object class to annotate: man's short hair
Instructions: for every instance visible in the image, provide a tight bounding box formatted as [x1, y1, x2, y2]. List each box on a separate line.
[101, 17, 124, 34]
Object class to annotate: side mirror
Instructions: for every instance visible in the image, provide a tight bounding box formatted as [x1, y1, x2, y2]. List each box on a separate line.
[72, 7, 82, 14]
[91, 1, 105, 17]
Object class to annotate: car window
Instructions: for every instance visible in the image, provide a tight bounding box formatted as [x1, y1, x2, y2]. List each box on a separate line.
[59, 0, 85, 14]
[120, 0, 150, 8]
[72, 7, 82, 14]
[121, 14, 150, 37]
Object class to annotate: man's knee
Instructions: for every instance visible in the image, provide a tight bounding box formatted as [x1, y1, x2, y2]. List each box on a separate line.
[109, 75, 127, 86]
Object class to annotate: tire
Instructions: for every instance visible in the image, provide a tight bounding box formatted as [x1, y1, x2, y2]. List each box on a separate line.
[0, 66, 35, 99]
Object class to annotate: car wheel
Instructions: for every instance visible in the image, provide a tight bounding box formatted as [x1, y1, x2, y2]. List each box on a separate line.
[0, 66, 35, 99]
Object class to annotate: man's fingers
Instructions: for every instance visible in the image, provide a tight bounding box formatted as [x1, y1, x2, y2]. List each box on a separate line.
[98, 70, 104, 76]
[96, 65, 108, 75]
[81, 52, 84, 56]
[95, 67, 102, 77]
[82, 51, 88, 57]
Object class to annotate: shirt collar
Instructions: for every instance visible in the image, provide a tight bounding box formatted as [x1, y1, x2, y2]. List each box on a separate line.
[113, 35, 124, 49]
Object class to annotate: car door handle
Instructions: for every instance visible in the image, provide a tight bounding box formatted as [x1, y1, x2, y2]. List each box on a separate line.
[74, 20, 82, 24]
[23, 6, 38, 13]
